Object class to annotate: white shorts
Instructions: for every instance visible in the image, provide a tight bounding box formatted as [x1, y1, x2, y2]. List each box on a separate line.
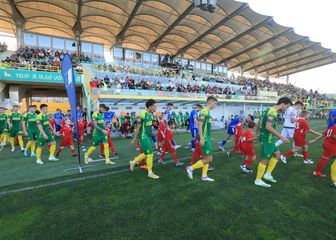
[281, 127, 295, 138]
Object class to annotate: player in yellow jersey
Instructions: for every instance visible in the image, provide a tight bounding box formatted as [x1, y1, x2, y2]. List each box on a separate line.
[22, 105, 38, 157]
[36, 104, 58, 164]
[84, 104, 115, 165]
[187, 96, 218, 182]
[7, 105, 24, 152]
[255, 97, 292, 187]
[0, 106, 8, 150]
[129, 99, 159, 179]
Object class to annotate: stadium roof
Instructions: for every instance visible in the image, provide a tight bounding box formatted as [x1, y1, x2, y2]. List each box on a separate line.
[1, 0, 336, 77]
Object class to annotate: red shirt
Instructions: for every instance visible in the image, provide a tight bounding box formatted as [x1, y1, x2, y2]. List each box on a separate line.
[49, 119, 56, 130]
[158, 120, 166, 137]
[235, 124, 243, 137]
[60, 125, 73, 139]
[294, 118, 311, 139]
[323, 126, 336, 148]
[235, 124, 243, 144]
[241, 129, 254, 150]
[78, 121, 85, 135]
[164, 128, 173, 144]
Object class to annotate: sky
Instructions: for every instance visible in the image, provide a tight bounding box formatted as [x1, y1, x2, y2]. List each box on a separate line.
[241, 0, 336, 94]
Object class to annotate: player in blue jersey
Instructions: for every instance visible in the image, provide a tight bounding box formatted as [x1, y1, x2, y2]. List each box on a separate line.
[104, 107, 115, 130]
[328, 109, 336, 128]
[53, 109, 64, 133]
[219, 114, 254, 151]
[164, 103, 174, 121]
[190, 104, 203, 152]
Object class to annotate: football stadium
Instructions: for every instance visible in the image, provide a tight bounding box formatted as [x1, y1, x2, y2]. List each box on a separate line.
[0, 0, 336, 239]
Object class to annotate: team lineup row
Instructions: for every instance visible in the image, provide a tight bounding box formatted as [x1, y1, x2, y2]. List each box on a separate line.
[1, 99, 336, 188]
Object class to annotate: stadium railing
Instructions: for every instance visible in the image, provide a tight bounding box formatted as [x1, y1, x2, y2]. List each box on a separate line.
[90, 88, 276, 102]
[0, 62, 83, 73]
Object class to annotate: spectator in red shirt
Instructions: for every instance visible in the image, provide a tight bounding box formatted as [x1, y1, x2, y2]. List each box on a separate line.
[56, 119, 76, 157]
[240, 122, 256, 173]
[281, 110, 321, 164]
[158, 120, 184, 167]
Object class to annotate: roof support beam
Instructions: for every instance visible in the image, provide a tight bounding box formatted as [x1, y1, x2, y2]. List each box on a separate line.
[244, 42, 320, 72]
[230, 36, 308, 70]
[149, 2, 195, 51]
[218, 28, 293, 64]
[278, 59, 336, 77]
[198, 17, 273, 61]
[116, 0, 143, 45]
[258, 49, 330, 74]
[270, 55, 334, 76]
[73, 0, 83, 35]
[8, 0, 24, 23]
[175, 3, 248, 56]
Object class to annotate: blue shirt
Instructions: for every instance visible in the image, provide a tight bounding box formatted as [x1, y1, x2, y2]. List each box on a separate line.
[228, 117, 243, 129]
[164, 110, 171, 121]
[189, 110, 198, 129]
[54, 113, 63, 125]
[104, 111, 115, 123]
[328, 109, 336, 128]
[76, 111, 82, 119]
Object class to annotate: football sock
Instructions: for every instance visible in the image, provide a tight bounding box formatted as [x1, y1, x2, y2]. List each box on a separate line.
[31, 141, 36, 153]
[104, 143, 109, 161]
[315, 157, 329, 173]
[331, 160, 336, 182]
[36, 148, 42, 160]
[25, 141, 32, 151]
[302, 151, 308, 160]
[192, 160, 204, 170]
[86, 146, 96, 157]
[9, 137, 14, 147]
[202, 163, 209, 177]
[191, 139, 196, 149]
[172, 152, 178, 164]
[18, 136, 24, 149]
[71, 149, 75, 155]
[221, 140, 227, 147]
[284, 150, 294, 158]
[266, 157, 278, 174]
[256, 162, 267, 180]
[134, 153, 146, 163]
[243, 159, 254, 166]
[49, 144, 56, 157]
[146, 154, 154, 173]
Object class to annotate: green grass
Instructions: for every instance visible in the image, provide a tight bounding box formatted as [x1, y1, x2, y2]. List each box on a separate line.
[0, 120, 336, 240]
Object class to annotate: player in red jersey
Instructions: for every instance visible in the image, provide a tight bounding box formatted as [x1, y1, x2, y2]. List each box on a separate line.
[157, 117, 166, 153]
[49, 115, 56, 132]
[280, 110, 322, 164]
[55, 119, 76, 157]
[309, 117, 336, 185]
[227, 118, 244, 158]
[158, 120, 184, 167]
[240, 121, 257, 173]
[77, 116, 86, 148]
[100, 121, 117, 158]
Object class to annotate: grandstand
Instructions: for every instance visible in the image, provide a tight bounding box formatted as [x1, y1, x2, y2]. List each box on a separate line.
[1, 1, 336, 239]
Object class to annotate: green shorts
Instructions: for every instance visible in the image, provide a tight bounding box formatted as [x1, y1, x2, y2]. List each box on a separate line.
[0, 128, 8, 134]
[260, 141, 279, 160]
[27, 129, 39, 141]
[9, 128, 22, 137]
[92, 133, 108, 146]
[37, 131, 55, 146]
[201, 140, 212, 156]
[139, 135, 153, 154]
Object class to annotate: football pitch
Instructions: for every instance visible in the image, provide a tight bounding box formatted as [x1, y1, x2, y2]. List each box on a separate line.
[0, 119, 335, 240]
